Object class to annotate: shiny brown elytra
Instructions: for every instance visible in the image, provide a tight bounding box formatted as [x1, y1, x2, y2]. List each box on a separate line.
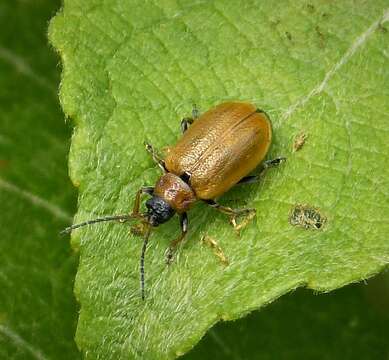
[61, 102, 286, 299]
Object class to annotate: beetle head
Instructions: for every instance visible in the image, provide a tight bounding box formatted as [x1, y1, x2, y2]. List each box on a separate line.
[145, 196, 175, 227]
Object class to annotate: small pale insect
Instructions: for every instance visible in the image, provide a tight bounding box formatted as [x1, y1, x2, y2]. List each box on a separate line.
[62, 102, 286, 299]
[293, 131, 307, 152]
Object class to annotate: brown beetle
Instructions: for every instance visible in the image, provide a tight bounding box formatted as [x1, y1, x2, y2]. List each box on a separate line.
[62, 102, 285, 299]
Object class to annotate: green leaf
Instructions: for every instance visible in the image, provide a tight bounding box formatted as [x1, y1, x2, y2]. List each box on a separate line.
[0, 1, 80, 359]
[185, 273, 389, 360]
[49, 1, 389, 359]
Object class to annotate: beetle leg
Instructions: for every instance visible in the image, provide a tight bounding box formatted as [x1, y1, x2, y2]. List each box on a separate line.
[262, 156, 286, 169]
[180, 117, 194, 133]
[132, 186, 154, 217]
[165, 212, 188, 264]
[192, 103, 200, 119]
[255, 108, 271, 118]
[180, 104, 200, 133]
[144, 141, 167, 172]
[129, 186, 154, 236]
[204, 200, 256, 231]
[237, 157, 286, 185]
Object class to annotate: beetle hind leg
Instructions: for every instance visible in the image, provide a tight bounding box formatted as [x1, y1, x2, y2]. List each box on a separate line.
[237, 157, 286, 185]
[204, 200, 256, 231]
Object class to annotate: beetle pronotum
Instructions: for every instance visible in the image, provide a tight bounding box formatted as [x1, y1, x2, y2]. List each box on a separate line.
[62, 102, 285, 299]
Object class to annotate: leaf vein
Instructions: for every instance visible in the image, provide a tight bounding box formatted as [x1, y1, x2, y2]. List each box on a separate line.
[0, 47, 56, 94]
[0, 178, 72, 222]
[0, 324, 50, 360]
[281, 8, 389, 122]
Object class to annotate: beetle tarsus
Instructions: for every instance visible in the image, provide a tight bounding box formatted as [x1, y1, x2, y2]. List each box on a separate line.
[204, 200, 256, 230]
[263, 157, 286, 168]
[229, 208, 256, 232]
[192, 104, 199, 119]
[180, 104, 199, 133]
[165, 247, 175, 265]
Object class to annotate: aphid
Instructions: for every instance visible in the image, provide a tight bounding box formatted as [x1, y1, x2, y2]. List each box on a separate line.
[62, 102, 285, 299]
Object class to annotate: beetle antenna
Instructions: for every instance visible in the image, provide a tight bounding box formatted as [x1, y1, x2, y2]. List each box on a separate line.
[60, 214, 135, 235]
[140, 225, 152, 300]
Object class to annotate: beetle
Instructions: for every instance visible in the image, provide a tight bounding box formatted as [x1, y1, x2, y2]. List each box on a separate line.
[62, 102, 285, 299]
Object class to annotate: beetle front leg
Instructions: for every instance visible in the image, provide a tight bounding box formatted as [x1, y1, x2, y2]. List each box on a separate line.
[204, 199, 256, 231]
[144, 142, 167, 172]
[180, 104, 199, 133]
[237, 157, 286, 185]
[165, 213, 188, 264]
[132, 186, 154, 217]
[129, 186, 154, 237]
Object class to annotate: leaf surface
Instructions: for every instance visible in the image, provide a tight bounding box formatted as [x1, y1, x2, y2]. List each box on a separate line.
[49, 1, 389, 358]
